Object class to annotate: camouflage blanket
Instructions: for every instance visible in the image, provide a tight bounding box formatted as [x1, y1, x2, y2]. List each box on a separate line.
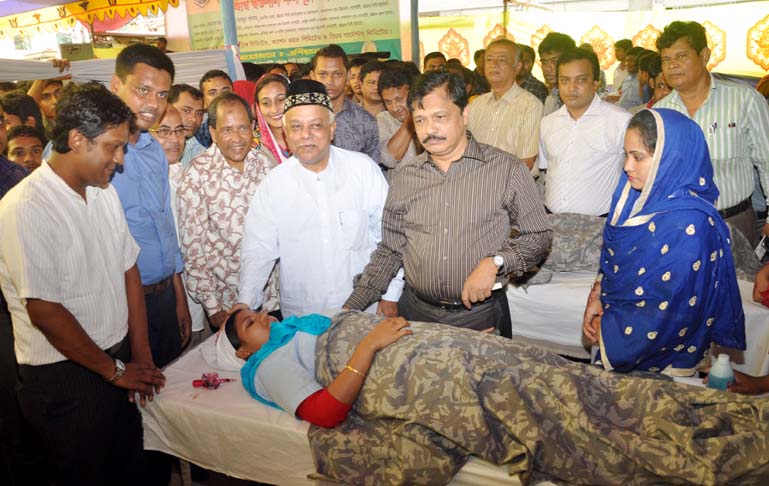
[309, 311, 769, 485]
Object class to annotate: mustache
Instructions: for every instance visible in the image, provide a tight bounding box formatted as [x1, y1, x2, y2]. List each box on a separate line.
[421, 134, 446, 144]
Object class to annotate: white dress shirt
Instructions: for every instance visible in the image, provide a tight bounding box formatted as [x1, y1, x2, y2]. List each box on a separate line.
[238, 146, 403, 317]
[0, 162, 140, 365]
[539, 95, 631, 216]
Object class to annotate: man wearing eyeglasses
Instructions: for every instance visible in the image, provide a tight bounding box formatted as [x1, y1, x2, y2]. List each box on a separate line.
[654, 20, 769, 246]
[177, 92, 279, 329]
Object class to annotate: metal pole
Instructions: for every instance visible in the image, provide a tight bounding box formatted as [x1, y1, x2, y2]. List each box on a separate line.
[411, 0, 419, 66]
[503, 0, 508, 37]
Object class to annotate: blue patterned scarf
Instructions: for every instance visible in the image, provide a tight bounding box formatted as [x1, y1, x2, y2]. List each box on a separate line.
[241, 314, 332, 408]
[598, 108, 745, 375]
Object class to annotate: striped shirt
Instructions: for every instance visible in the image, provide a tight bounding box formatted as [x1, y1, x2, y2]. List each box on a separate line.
[345, 134, 551, 310]
[655, 74, 769, 210]
[467, 83, 543, 160]
[0, 162, 140, 365]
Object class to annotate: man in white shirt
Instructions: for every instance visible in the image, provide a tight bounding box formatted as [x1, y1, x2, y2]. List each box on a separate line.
[376, 68, 418, 173]
[539, 48, 631, 216]
[0, 83, 164, 486]
[467, 38, 543, 170]
[611, 39, 632, 93]
[235, 80, 403, 318]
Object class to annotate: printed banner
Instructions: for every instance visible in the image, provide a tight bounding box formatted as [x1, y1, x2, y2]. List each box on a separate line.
[186, 0, 401, 63]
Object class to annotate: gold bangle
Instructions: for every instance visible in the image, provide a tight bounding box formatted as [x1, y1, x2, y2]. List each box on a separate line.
[345, 364, 365, 377]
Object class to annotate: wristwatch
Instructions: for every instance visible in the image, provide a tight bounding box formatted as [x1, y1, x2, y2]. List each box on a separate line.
[107, 358, 126, 384]
[492, 254, 505, 269]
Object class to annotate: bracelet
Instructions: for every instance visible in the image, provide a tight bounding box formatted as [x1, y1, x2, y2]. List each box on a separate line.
[345, 364, 365, 377]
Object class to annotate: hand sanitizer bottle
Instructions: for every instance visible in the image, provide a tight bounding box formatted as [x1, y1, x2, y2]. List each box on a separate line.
[707, 354, 734, 391]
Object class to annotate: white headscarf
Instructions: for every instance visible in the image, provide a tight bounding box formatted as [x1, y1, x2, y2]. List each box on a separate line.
[200, 329, 246, 372]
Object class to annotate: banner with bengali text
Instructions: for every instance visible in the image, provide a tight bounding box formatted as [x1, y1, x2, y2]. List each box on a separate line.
[186, 0, 401, 63]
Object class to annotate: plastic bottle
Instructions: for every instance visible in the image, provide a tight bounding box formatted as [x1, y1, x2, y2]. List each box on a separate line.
[707, 353, 734, 391]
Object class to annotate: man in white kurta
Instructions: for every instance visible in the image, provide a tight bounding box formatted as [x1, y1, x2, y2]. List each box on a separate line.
[237, 79, 402, 318]
[539, 49, 631, 216]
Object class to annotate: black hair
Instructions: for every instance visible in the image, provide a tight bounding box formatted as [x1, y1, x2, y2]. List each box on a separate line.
[359, 61, 387, 84]
[447, 64, 474, 87]
[517, 44, 535, 60]
[311, 44, 350, 71]
[41, 79, 64, 90]
[207, 91, 253, 128]
[377, 67, 412, 96]
[474, 49, 485, 62]
[614, 39, 633, 51]
[349, 57, 369, 69]
[224, 311, 242, 351]
[628, 110, 658, 154]
[199, 70, 233, 91]
[115, 43, 175, 82]
[168, 84, 203, 104]
[538, 32, 576, 56]
[254, 74, 289, 100]
[556, 47, 600, 82]
[423, 51, 446, 66]
[626, 46, 646, 60]
[7, 125, 46, 146]
[408, 70, 468, 112]
[0, 81, 17, 93]
[295, 63, 313, 80]
[0, 91, 44, 131]
[657, 21, 708, 54]
[638, 52, 662, 79]
[401, 61, 421, 79]
[268, 63, 288, 76]
[242, 62, 267, 82]
[51, 82, 135, 154]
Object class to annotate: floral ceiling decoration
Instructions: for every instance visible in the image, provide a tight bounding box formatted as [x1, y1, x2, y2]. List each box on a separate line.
[0, 0, 179, 39]
[439, 28, 470, 66]
[703, 20, 726, 70]
[580, 25, 615, 70]
[633, 24, 662, 51]
[483, 23, 514, 48]
[530, 24, 551, 66]
[747, 13, 769, 70]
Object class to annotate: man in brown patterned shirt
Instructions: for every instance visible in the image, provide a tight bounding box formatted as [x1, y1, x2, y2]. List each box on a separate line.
[345, 71, 551, 335]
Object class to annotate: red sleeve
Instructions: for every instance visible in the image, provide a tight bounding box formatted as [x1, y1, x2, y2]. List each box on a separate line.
[295, 388, 352, 428]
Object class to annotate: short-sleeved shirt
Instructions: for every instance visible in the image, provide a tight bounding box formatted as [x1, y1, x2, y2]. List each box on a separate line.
[0, 161, 140, 365]
[252, 332, 321, 415]
[467, 83, 543, 160]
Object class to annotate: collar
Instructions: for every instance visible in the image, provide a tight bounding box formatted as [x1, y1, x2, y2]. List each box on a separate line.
[416, 131, 485, 167]
[39, 160, 101, 203]
[129, 131, 156, 151]
[665, 72, 717, 109]
[493, 82, 525, 103]
[556, 92, 602, 119]
[209, 144, 260, 171]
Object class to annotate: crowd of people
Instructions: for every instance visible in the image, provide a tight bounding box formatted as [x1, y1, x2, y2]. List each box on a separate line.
[1, 18, 769, 486]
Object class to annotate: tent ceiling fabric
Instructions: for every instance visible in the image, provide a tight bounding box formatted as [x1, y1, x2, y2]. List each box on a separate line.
[0, 1, 65, 18]
[0, 0, 179, 38]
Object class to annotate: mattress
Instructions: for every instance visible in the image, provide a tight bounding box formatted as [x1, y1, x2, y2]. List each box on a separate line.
[140, 341, 521, 486]
[507, 271, 769, 376]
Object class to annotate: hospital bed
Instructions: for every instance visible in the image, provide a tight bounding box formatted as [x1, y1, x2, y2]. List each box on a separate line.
[507, 271, 769, 376]
[141, 341, 523, 486]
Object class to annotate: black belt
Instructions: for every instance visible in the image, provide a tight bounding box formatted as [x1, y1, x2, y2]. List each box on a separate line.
[718, 199, 751, 219]
[104, 336, 127, 357]
[413, 288, 503, 311]
[143, 275, 173, 295]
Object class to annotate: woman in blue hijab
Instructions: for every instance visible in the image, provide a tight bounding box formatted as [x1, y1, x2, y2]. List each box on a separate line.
[582, 108, 745, 375]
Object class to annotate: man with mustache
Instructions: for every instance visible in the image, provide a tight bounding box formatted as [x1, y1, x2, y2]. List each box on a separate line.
[345, 70, 551, 337]
[109, 43, 192, 370]
[235, 80, 402, 319]
[178, 92, 279, 330]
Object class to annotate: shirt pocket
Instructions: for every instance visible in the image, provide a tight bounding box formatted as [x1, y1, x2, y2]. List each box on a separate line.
[337, 209, 368, 250]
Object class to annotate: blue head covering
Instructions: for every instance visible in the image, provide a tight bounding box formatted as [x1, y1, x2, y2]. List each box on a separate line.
[240, 314, 332, 409]
[598, 109, 745, 375]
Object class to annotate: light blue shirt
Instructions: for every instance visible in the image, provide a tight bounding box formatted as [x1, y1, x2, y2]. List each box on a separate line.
[253, 332, 321, 415]
[180, 136, 206, 168]
[111, 132, 184, 285]
[618, 74, 641, 109]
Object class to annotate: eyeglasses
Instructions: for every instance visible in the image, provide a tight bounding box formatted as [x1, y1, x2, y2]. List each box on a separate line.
[149, 127, 186, 138]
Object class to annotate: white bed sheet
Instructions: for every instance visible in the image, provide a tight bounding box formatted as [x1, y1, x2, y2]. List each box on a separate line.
[141, 341, 521, 486]
[507, 271, 769, 376]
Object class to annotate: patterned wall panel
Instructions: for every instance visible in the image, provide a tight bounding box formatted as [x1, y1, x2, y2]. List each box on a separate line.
[484, 23, 515, 48]
[580, 25, 615, 70]
[439, 28, 470, 66]
[747, 13, 769, 70]
[703, 21, 726, 70]
[633, 24, 662, 51]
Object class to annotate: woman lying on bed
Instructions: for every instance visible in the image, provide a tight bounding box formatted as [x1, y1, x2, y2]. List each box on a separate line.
[205, 309, 769, 486]
[582, 108, 746, 376]
[207, 309, 411, 427]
